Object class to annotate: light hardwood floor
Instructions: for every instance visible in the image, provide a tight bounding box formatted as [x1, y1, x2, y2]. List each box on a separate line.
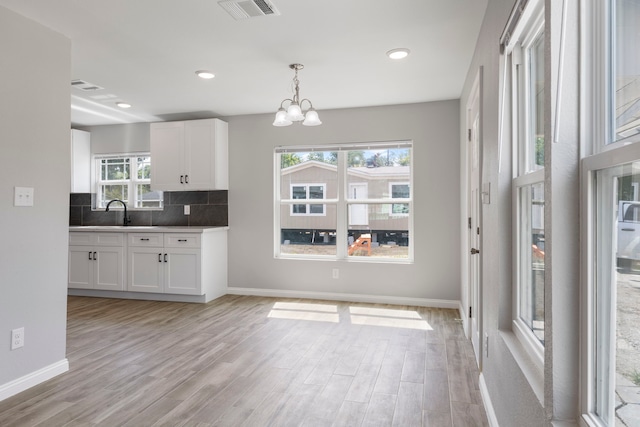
[0, 295, 489, 426]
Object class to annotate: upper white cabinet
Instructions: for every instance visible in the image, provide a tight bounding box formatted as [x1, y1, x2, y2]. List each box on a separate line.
[150, 118, 228, 191]
[70, 129, 91, 193]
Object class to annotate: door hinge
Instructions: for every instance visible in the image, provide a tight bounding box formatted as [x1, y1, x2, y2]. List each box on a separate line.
[469, 306, 472, 318]
[468, 217, 472, 229]
[468, 128, 472, 141]
[477, 226, 480, 235]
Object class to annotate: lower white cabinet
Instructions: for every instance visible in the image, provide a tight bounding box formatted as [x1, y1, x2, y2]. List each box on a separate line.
[68, 233, 125, 291]
[69, 227, 227, 302]
[127, 233, 201, 295]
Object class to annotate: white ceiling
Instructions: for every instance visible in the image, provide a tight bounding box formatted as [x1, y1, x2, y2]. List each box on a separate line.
[0, 0, 488, 127]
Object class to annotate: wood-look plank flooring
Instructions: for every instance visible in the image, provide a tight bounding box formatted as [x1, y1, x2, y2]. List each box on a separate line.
[0, 295, 489, 426]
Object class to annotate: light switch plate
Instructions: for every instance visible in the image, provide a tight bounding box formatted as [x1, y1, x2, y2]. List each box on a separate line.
[14, 187, 34, 207]
[482, 182, 491, 204]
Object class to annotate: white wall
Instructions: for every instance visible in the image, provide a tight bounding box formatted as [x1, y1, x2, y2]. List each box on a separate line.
[0, 6, 70, 394]
[81, 122, 150, 155]
[225, 101, 462, 304]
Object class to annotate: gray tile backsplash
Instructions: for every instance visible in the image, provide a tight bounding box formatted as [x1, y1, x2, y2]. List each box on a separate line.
[69, 190, 228, 227]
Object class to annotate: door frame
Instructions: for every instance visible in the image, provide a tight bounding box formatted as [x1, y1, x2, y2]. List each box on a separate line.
[466, 67, 484, 368]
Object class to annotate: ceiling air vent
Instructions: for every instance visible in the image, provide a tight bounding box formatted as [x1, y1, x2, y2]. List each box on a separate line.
[71, 79, 104, 91]
[218, 0, 280, 20]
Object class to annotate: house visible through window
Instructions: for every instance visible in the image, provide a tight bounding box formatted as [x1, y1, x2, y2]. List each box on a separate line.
[95, 154, 163, 209]
[276, 142, 412, 261]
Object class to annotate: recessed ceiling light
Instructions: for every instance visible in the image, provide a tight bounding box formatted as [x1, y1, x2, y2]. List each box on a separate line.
[196, 70, 215, 79]
[116, 102, 131, 109]
[387, 48, 410, 60]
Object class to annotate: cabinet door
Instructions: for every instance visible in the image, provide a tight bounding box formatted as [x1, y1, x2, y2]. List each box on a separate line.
[165, 248, 201, 295]
[150, 121, 185, 191]
[71, 129, 91, 193]
[94, 246, 124, 291]
[128, 247, 164, 293]
[184, 119, 214, 190]
[69, 245, 94, 289]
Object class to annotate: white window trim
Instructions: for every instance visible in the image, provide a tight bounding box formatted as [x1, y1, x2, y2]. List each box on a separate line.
[289, 183, 327, 216]
[274, 142, 413, 263]
[94, 153, 163, 210]
[502, 0, 546, 377]
[580, 142, 640, 426]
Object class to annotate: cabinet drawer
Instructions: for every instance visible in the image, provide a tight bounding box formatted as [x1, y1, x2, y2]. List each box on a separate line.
[70, 232, 124, 246]
[95, 233, 124, 246]
[69, 232, 93, 246]
[128, 233, 164, 247]
[164, 234, 200, 248]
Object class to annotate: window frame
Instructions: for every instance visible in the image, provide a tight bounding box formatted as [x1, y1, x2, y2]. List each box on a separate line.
[274, 142, 413, 263]
[503, 0, 546, 372]
[581, 1, 640, 423]
[94, 153, 163, 210]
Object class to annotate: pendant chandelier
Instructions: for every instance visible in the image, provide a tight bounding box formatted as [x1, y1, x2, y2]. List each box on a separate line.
[273, 64, 322, 127]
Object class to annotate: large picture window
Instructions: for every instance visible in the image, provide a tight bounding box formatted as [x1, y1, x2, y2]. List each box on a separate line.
[275, 142, 412, 261]
[95, 154, 163, 209]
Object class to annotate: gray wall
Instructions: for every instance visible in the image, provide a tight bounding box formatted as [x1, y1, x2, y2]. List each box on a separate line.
[225, 101, 462, 302]
[458, 0, 546, 424]
[459, 0, 583, 424]
[0, 6, 70, 386]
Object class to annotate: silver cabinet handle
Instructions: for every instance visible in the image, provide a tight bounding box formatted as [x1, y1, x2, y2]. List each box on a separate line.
[178, 239, 187, 242]
[93, 252, 97, 260]
[180, 175, 184, 184]
[164, 253, 168, 263]
[158, 253, 162, 262]
[140, 238, 150, 241]
[185, 174, 189, 184]
[88, 252, 93, 260]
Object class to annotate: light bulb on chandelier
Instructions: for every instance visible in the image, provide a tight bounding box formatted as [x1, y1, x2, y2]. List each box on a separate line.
[273, 64, 322, 127]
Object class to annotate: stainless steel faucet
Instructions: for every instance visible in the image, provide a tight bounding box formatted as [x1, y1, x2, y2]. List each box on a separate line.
[105, 199, 130, 226]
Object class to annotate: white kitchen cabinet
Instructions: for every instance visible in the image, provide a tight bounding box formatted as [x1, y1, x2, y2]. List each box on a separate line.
[70, 129, 91, 193]
[69, 227, 227, 303]
[127, 233, 201, 295]
[68, 232, 124, 291]
[150, 118, 228, 191]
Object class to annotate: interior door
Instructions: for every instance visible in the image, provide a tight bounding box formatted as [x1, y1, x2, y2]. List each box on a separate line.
[468, 70, 482, 367]
[348, 183, 368, 226]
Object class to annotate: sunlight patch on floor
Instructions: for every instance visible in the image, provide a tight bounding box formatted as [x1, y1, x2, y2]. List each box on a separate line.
[268, 301, 339, 323]
[349, 306, 432, 330]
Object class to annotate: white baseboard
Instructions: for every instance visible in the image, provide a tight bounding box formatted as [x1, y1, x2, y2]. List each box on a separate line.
[479, 373, 499, 427]
[226, 287, 460, 309]
[0, 359, 69, 402]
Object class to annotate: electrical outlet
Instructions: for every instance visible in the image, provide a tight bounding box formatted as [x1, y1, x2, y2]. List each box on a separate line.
[11, 327, 24, 350]
[332, 268, 339, 279]
[184, 205, 190, 215]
